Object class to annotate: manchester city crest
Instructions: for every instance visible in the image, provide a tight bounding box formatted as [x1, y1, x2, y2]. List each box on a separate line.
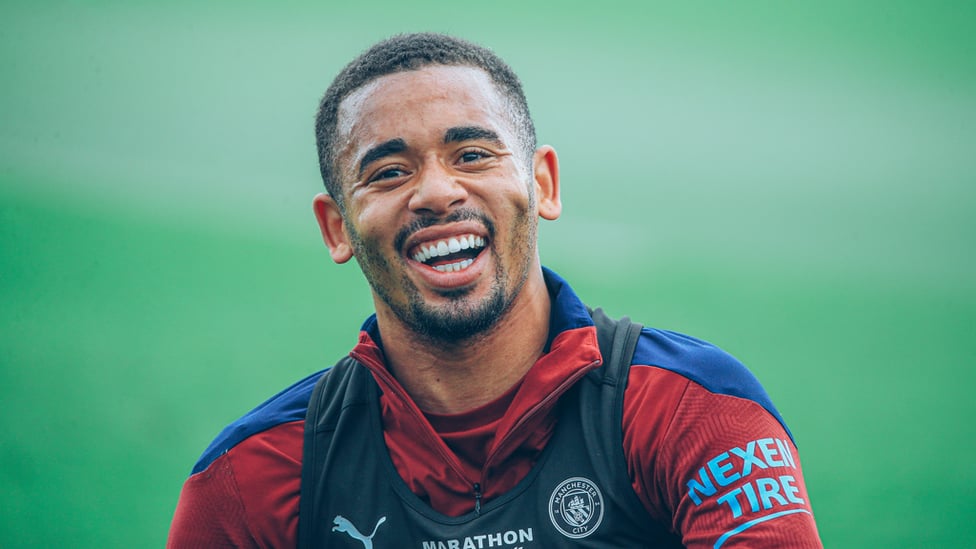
[548, 477, 604, 539]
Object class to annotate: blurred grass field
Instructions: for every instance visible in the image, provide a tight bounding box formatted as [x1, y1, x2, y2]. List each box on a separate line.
[2, 2, 975, 547]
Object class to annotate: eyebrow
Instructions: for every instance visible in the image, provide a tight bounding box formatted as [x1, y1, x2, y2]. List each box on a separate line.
[358, 138, 407, 177]
[444, 126, 502, 145]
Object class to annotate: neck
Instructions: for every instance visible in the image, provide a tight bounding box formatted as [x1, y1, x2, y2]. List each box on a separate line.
[377, 267, 551, 414]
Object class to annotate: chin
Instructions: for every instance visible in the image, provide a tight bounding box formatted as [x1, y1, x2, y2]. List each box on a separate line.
[406, 289, 508, 342]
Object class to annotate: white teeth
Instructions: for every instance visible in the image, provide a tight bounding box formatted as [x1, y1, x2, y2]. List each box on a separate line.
[433, 258, 474, 272]
[411, 234, 486, 264]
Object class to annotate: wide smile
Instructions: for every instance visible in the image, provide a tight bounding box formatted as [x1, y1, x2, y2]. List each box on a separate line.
[408, 233, 487, 273]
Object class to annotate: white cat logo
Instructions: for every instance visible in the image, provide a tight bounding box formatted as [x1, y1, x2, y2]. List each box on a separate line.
[332, 515, 387, 548]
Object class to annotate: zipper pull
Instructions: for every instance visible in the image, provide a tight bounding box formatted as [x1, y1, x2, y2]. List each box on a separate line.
[473, 483, 482, 516]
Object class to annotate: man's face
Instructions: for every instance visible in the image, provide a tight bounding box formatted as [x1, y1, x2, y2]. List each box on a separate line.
[330, 65, 542, 342]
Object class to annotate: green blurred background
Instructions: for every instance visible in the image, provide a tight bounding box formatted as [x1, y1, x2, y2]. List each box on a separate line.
[2, 2, 974, 547]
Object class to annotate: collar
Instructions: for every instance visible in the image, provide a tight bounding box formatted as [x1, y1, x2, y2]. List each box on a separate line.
[348, 267, 603, 494]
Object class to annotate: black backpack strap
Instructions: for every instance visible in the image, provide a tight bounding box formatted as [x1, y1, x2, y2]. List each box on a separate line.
[298, 356, 362, 549]
[582, 307, 658, 532]
[297, 368, 329, 549]
[589, 306, 643, 384]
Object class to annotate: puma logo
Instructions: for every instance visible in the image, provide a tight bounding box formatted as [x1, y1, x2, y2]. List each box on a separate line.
[332, 515, 387, 548]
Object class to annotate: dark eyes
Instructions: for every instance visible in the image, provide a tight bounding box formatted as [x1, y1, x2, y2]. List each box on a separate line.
[459, 151, 486, 163]
[458, 149, 495, 164]
[365, 149, 493, 184]
[371, 167, 408, 181]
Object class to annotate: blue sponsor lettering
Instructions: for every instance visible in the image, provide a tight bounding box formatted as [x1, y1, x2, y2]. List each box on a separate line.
[742, 480, 760, 514]
[707, 452, 741, 487]
[776, 438, 796, 468]
[780, 475, 804, 504]
[730, 441, 768, 476]
[716, 476, 804, 518]
[687, 466, 717, 505]
[716, 487, 744, 518]
[758, 438, 785, 467]
[756, 477, 788, 509]
[686, 438, 807, 523]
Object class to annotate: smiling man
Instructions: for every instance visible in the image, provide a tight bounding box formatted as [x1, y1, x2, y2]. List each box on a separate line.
[167, 33, 822, 548]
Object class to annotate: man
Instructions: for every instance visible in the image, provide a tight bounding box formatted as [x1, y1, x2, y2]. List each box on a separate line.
[168, 33, 822, 548]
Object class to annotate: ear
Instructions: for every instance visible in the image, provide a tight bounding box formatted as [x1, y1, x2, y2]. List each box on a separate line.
[312, 193, 354, 264]
[533, 145, 562, 220]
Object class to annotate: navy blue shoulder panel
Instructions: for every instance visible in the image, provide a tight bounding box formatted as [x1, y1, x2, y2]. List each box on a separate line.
[542, 266, 594, 334]
[632, 328, 794, 442]
[191, 368, 328, 475]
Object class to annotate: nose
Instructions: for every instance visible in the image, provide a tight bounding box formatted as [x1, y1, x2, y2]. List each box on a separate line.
[407, 160, 468, 215]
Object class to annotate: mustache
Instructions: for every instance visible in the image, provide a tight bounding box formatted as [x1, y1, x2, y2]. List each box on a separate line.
[394, 209, 496, 253]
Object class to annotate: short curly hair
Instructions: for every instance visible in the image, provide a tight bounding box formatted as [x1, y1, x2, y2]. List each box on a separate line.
[314, 33, 537, 209]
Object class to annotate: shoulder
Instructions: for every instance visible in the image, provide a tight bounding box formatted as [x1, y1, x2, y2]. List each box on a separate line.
[191, 368, 327, 475]
[621, 328, 821, 546]
[629, 327, 791, 440]
[170, 370, 329, 549]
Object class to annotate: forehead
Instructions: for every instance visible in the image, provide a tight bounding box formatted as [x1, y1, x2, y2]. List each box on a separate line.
[335, 66, 515, 167]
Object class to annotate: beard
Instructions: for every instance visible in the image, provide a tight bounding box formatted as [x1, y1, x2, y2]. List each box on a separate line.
[345, 207, 535, 344]
[403, 268, 509, 341]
